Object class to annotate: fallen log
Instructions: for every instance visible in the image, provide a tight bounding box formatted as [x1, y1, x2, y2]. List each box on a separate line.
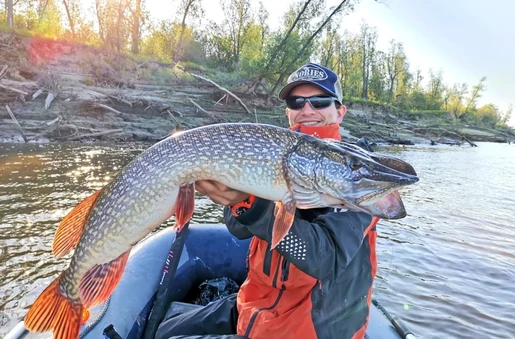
[413, 127, 478, 147]
[0, 82, 28, 95]
[5, 105, 28, 142]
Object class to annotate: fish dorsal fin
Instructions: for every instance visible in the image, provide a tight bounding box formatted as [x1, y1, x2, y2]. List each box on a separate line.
[174, 183, 195, 231]
[79, 250, 131, 309]
[52, 189, 102, 258]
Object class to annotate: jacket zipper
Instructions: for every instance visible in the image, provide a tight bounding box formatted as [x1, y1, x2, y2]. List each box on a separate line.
[281, 257, 290, 282]
[244, 254, 287, 338]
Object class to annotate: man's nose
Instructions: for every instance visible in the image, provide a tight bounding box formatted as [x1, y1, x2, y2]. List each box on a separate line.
[300, 101, 316, 114]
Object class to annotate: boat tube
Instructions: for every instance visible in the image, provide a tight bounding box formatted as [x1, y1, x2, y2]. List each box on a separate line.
[5, 224, 415, 339]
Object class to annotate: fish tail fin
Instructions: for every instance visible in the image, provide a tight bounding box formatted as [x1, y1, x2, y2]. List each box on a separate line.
[271, 200, 296, 249]
[24, 274, 83, 339]
[174, 183, 195, 231]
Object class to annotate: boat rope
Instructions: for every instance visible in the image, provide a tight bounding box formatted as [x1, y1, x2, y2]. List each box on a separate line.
[79, 296, 112, 338]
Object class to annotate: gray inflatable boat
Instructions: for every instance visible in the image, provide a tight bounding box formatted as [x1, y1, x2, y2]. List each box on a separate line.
[5, 224, 415, 339]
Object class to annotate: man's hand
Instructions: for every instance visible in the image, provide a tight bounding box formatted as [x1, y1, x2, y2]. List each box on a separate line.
[195, 180, 250, 206]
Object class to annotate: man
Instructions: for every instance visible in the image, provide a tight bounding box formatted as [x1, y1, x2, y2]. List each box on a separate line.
[156, 62, 378, 339]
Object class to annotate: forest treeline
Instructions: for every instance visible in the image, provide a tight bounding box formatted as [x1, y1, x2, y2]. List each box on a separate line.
[2, 0, 513, 128]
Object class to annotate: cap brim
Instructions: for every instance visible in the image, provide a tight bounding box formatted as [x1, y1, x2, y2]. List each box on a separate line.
[278, 80, 337, 100]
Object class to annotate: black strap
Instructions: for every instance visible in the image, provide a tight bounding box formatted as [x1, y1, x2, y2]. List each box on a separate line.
[103, 324, 122, 339]
[142, 221, 191, 339]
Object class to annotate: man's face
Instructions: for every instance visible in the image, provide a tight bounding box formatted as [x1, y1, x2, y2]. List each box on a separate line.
[285, 84, 347, 127]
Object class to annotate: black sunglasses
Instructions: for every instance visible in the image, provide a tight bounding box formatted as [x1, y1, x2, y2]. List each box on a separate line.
[285, 96, 338, 110]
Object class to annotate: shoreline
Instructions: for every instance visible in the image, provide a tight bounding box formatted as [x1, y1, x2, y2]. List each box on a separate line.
[1, 32, 514, 146]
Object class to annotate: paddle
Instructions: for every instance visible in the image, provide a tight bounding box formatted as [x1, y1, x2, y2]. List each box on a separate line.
[142, 221, 191, 339]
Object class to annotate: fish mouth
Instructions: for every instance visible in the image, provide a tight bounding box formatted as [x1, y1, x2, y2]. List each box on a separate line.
[355, 185, 401, 205]
[353, 168, 418, 205]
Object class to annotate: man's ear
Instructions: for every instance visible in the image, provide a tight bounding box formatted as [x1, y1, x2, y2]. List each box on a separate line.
[336, 105, 347, 123]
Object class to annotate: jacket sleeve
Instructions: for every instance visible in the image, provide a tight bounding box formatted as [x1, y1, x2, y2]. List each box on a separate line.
[223, 198, 376, 281]
[225, 213, 254, 240]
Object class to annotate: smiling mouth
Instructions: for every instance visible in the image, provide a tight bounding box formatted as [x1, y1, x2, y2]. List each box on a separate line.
[299, 121, 322, 126]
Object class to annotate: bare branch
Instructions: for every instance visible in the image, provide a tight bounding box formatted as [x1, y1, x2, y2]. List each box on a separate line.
[5, 105, 28, 143]
[190, 73, 252, 115]
[0, 82, 28, 95]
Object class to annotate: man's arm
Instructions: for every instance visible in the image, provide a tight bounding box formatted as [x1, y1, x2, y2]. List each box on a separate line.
[223, 198, 377, 281]
[226, 216, 254, 240]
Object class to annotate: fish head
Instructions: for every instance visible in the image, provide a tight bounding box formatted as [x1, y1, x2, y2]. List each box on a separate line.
[286, 136, 418, 218]
[317, 140, 418, 202]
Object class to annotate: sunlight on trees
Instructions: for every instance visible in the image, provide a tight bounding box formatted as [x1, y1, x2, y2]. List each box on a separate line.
[1, 0, 508, 127]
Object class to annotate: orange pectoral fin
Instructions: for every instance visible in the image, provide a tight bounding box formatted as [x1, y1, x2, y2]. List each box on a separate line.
[78, 250, 130, 309]
[271, 200, 296, 249]
[174, 183, 195, 231]
[24, 274, 83, 339]
[52, 189, 102, 258]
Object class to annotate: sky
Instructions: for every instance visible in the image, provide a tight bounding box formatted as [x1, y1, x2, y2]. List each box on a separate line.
[146, 0, 515, 126]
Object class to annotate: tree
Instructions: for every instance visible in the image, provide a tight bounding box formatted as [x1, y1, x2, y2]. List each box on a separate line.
[448, 83, 468, 119]
[385, 40, 406, 102]
[426, 69, 445, 110]
[256, 1, 269, 53]
[95, 0, 130, 52]
[7, 0, 14, 27]
[463, 76, 486, 114]
[359, 22, 377, 99]
[62, 0, 76, 36]
[476, 103, 499, 126]
[173, 0, 202, 62]
[130, 0, 143, 54]
[269, 0, 351, 96]
[502, 103, 513, 126]
[220, 0, 253, 71]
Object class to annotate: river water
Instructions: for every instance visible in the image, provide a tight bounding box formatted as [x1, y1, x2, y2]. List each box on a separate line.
[0, 141, 514, 338]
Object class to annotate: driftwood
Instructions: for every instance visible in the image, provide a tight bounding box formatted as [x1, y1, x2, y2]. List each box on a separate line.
[0, 65, 8, 79]
[190, 73, 253, 115]
[5, 105, 28, 142]
[95, 103, 125, 115]
[107, 94, 133, 107]
[413, 127, 478, 147]
[32, 88, 44, 100]
[188, 98, 220, 122]
[44, 92, 56, 109]
[0, 82, 28, 95]
[166, 110, 180, 127]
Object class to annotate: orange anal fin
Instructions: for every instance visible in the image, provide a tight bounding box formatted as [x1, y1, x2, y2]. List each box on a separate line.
[174, 183, 195, 231]
[52, 189, 102, 258]
[271, 200, 296, 249]
[78, 250, 130, 309]
[24, 274, 83, 339]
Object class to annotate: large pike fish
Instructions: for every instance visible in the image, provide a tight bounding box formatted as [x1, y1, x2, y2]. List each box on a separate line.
[24, 123, 419, 339]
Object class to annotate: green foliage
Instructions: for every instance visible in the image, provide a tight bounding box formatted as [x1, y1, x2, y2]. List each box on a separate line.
[2, 0, 511, 131]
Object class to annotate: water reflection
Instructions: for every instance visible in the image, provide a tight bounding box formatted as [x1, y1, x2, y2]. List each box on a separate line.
[1, 142, 515, 338]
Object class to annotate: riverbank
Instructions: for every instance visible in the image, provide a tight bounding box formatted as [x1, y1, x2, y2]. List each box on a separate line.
[1, 31, 514, 145]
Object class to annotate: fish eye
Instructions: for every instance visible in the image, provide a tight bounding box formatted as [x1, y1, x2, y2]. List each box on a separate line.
[350, 160, 362, 171]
